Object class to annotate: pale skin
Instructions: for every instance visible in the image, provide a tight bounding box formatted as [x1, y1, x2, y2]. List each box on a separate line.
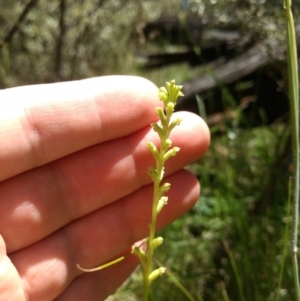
[0, 76, 210, 301]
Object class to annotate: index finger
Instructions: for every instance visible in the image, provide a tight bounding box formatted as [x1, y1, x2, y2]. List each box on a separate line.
[0, 76, 161, 181]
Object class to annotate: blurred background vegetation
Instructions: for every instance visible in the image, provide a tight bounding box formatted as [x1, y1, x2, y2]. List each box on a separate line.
[1, 0, 300, 300]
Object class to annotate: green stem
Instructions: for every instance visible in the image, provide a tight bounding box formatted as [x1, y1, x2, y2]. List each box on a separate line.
[143, 119, 170, 301]
[142, 180, 159, 301]
[223, 240, 245, 301]
[153, 257, 198, 301]
[275, 178, 292, 301]
[284, 0, 300, 299]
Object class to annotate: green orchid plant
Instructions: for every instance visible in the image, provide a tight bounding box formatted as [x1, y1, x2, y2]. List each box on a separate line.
[132, 80, 183, 301]
[77, 80, 183, 301]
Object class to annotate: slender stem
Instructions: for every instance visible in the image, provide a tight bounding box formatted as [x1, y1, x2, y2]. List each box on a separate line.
[275, 178, 292, 301]
[153, 257, 198, 301]
[223, 240, 245, 301]
[142, 180, 159, 300]
[143, 115, 170, 301]
[284, 0, 300, 299]
[76, 256, 125, 272]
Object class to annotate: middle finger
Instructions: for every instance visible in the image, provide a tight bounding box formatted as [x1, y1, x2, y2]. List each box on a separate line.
[1, 112, 208, 253]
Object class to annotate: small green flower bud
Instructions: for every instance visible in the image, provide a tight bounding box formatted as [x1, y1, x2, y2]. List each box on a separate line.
[160, 182, 171, 193]
[166, 102, 175, 113]
[168, 118, 182, 132]
[149, 267, 166, 284]
[164, 80, 184, 104]
[150, 237, 163, 249]
[163, 147, 180, 161]
[166, 81, 173, 92]
[156, 196, 168, 214]
[155, 107, 167, 124]
[146, 142, 160, 161]
[146, 141, 157, 152]
[163, 139, 172, 149]
[151, 123, 164, 137]
[158, 87, 168, 102]
[158, 86, 167, 94]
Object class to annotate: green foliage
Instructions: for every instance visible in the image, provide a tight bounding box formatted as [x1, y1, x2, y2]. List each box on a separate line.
[112, 125, 295, 301]
[0, 0, 184, 87]
[1, 0, 299, 88]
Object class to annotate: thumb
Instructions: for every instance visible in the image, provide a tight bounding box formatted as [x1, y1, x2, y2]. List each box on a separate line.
[0, 234, 26, 301]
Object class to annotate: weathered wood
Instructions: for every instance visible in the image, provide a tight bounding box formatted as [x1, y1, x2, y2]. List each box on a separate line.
[179, 44, 270, 102]
[179, 23, 300, 103]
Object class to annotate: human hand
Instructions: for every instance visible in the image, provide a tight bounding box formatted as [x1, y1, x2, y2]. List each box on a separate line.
[0, 76, 210, 301]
